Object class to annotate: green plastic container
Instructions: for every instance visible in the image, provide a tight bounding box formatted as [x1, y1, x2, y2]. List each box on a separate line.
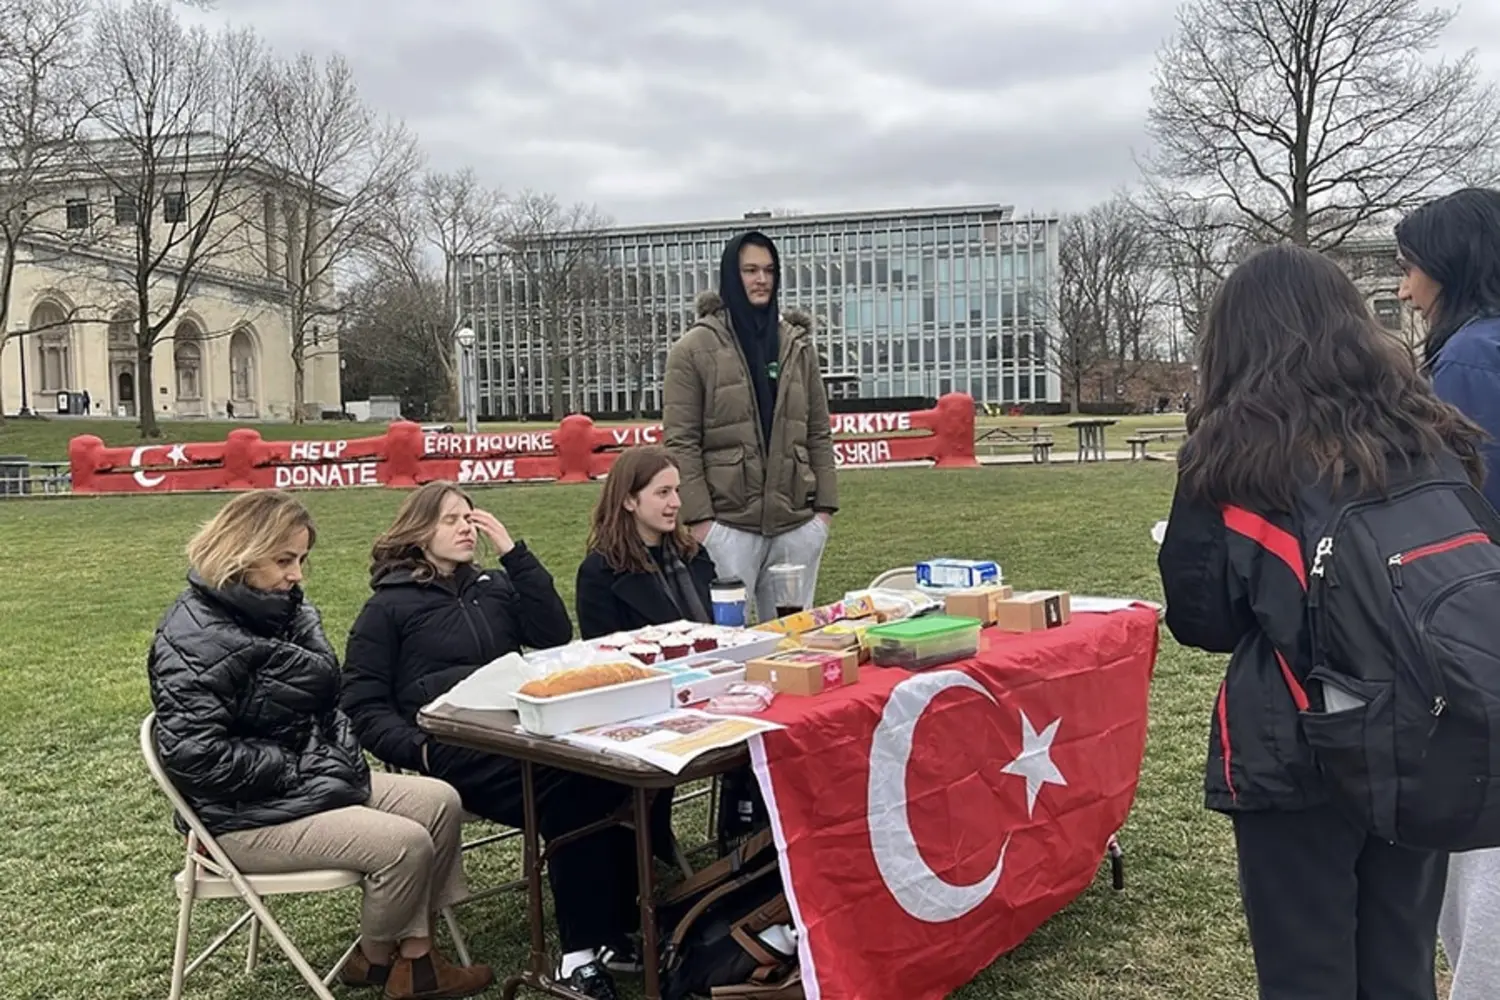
[867, 615, 982, 670]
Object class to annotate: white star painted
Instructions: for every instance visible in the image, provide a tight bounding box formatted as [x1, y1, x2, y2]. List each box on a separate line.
[1001, 711, 1068, 817]
[166, 444, 188, 465]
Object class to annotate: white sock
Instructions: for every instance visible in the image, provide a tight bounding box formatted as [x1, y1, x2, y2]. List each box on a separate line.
[559, 949, 597, 977]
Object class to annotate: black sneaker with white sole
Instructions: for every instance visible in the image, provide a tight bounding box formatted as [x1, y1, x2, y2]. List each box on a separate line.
[558, 961, 619, 1000]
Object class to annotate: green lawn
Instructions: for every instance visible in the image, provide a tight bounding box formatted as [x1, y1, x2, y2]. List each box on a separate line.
[0, 464, 1264, 1000]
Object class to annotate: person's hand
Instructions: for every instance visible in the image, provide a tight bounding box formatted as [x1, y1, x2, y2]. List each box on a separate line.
[468, 509, 515, 556]
[690, 520, 714, 543]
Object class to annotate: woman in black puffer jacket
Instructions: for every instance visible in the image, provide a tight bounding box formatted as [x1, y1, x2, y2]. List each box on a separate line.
[148, 490, 491, 1000]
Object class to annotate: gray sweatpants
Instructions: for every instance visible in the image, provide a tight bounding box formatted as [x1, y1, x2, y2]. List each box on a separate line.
[218, 772, 468, 943]
[1440, 848, 1500, 998]
[704, 517, 829, 624]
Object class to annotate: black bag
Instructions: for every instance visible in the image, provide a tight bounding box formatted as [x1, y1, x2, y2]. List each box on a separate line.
[659, 828, 803, 1000]
[1303, 471, 1500, 850]
[715, 765, 768, 854]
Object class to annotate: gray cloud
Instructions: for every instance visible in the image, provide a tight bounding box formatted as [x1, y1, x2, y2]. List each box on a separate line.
[211, 0, 1187, 223]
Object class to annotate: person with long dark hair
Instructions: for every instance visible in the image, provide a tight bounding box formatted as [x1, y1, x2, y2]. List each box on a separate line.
[1158, 244, 1483, 999]
[1397, 187, 1500, 999]
[575, 445, 716, 640]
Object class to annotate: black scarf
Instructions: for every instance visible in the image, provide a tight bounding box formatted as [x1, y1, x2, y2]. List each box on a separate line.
[719, 231, 781, 450]
[649, 542, 711, 624]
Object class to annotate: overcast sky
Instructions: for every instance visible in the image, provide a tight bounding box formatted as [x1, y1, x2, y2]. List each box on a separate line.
[205, 0, 1500, 227]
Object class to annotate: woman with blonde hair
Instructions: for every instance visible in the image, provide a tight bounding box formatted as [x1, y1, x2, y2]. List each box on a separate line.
[342, 483, 639, 1000]
[148, 490, 491, 999]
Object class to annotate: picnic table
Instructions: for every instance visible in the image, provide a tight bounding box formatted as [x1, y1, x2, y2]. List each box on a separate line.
[1066, 419, 1117, 462]
[1125, 426, 1188, 460]
[974, 425, 1055, 463]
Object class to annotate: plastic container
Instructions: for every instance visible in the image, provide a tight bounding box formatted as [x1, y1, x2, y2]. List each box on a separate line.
[867, 615, 983, 671]
[512, 669, 673, 736]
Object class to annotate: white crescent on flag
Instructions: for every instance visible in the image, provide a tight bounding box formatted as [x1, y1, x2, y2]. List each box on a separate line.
[866, 670, 1009, 924]
[130, 446, 164, 488]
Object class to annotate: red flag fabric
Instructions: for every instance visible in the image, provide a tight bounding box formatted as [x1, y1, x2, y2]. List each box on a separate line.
[748, 606, 1159, 1000]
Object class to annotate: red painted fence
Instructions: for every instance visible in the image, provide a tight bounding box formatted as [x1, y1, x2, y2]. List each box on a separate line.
[67, 392, 978, 494]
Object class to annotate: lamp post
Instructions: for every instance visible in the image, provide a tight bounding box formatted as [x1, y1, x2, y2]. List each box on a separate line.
[13, 322, 31, 417]
[455, 326, 478, 434]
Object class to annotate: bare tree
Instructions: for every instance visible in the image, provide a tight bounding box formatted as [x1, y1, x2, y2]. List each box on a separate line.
[1051, 197, 1160, 408]
[1134, 185, 1250, 357]
[364, 167, 507, 419]
[1145, 0, 1500, 250]
[84, 0, 271, 436]
[0, 0, 93, 421]
[258, 50, 419, 422]
[499, 191, 611, 419]
[338, 269, 450, 419]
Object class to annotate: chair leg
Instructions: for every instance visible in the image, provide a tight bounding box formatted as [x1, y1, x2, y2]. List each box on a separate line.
[168, 883, 197, 1000]
[673, 840, 695, 879]
[323, 935, 364, 986]
[229, 889, 340, 1000]
[441, 907, 473, 967]
[245, 914, 261, 973]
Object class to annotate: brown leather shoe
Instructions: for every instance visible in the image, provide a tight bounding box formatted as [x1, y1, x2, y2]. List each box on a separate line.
[383, 949, 494, 999]
[339, 948, 393, 988]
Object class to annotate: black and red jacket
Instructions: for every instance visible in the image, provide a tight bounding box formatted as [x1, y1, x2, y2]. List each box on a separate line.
[1157, 480, 1326, 813]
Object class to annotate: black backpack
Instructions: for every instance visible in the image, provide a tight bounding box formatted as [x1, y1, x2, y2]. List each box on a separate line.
[658, 828, 803, 1000]
[1302, 471, 1500, 850]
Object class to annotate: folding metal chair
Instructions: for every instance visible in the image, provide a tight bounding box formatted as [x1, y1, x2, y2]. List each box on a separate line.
[868, 566, 918, 591]
[141, 715, 472, 999]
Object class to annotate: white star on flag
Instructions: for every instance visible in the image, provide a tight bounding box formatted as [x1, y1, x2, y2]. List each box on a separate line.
[166, 444, 188, 465]
[1001, 710, 1068, 817]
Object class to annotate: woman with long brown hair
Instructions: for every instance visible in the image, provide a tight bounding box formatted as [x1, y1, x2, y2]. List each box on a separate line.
[1158, 244, 1483, 999]
[340, 482, 639, 999]
[150, 490, 492, 998]
[576, 445, 717, 639]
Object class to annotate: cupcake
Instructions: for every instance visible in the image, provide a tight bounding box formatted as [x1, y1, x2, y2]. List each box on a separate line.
[637, 626, 669, 644]
[660, 638, 693, 660]
[663, 620, 696, 636]
[688, 628, 719, 653]
[623, 642, 660, 665]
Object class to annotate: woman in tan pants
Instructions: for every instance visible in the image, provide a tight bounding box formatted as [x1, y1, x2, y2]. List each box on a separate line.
[148, 490, 492, 999]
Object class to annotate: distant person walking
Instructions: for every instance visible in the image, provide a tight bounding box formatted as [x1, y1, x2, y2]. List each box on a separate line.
[662, 231, 838, 622]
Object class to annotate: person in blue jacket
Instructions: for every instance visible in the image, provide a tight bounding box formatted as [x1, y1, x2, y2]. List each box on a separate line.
[1396, 186, 1500, 1000]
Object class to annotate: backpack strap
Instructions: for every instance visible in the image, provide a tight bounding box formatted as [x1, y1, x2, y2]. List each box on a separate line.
[710, 967, 803, 999]
[660, 827, 776, 907]
[668, 859, 780, 951]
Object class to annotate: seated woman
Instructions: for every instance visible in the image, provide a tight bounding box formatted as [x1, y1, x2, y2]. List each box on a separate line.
[340, 482, 640, 1000]
[576, 445, 717, 640]
[148, 490, 491, 1000]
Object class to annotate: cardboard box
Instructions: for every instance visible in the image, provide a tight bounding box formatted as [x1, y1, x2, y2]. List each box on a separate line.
[993, 590, 1072, 633]
[916, 559, 1001, 589]
[943, 585, 1015, 625]
[745, 648, 860, 695]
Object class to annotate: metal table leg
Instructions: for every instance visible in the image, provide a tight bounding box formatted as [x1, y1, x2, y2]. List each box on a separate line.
[634, 786, 662, 1000]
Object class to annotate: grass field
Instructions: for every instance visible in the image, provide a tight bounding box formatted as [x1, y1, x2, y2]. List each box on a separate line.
[0, 412, 1186, 464]
[0, 462, 1273, 1000]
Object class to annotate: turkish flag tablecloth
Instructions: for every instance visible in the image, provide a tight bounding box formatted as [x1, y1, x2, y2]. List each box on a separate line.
[747, 605, 1159, 1000]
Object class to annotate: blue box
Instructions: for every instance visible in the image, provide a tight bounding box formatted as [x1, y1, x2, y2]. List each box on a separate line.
[916, 559, 1002, 590]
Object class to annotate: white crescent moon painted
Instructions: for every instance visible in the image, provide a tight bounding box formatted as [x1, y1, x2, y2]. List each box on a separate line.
[867, 669, 1009, 923]
[131, 446, 164, 488]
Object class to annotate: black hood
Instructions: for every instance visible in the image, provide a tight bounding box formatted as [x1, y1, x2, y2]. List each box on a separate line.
[718, 230, 780, 344]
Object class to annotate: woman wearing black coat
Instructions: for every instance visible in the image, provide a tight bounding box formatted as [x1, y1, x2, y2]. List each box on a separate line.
[576, 445, 717, 640]
[340, 482, 639, 1000]
[148, 490, 491, 999]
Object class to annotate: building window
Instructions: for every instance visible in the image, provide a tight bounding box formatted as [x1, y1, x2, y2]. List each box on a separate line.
[1373, 297, 1403, 332]
[164, 191, 186, 223]
[65, 199, 89, 229]
[175, 342, 202, 399]
[230, 329, 256, 401]
[114, 195, 137, 225]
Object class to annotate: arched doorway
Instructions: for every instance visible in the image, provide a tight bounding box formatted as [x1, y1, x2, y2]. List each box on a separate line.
[173, 319, 205, 416]
[229, 327, 259, 418]
[108, 312, 136, 417]
[29, 300, 73, 412]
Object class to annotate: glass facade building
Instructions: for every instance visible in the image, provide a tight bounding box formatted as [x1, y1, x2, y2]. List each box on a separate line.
[455, 203, 1060, 419]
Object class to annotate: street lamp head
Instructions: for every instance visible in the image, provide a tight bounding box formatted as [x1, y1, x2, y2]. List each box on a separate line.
[455, 327, 476, 348]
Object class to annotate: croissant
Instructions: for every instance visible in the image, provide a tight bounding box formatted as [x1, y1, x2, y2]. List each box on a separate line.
[517, 662, 657, 698]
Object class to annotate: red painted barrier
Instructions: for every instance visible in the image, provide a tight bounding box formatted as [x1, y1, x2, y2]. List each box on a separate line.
[67, 394, 978, 494]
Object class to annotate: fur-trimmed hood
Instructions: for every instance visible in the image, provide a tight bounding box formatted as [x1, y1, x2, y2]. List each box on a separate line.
[694, 290, 812, 335]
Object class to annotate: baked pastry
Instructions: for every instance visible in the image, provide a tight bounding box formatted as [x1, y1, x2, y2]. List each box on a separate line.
[517, 662, 657, 698]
